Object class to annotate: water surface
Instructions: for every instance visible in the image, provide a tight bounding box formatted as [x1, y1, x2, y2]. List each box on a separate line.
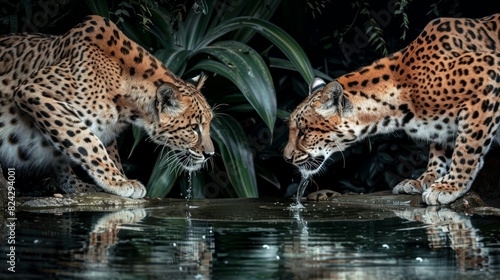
[2, 197, 500, 279]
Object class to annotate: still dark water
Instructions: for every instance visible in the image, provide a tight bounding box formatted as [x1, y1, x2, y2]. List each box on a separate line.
[1, 198, 500, 279]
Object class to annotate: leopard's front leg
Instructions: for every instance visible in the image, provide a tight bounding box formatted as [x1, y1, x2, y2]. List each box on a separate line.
[422, 111, 497, 205]
[106, 140, 126, 176]
[14, 84, 146, 198]
[393, 143, 450, 194]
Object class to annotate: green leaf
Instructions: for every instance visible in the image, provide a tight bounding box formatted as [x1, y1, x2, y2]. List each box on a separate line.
[120, 20, 152, 47]
[230, 0, 282, 43]
[179, 2, 216, 50]
[211, 116, 258, 198]
[277, 108, 291, 119]
[256, 164, 280, 190]
[146, 148, 181, 197]
[155, 49, 191, 76]
[85, 0, 110, 18]
[192, 41, 276, 131]
[128, 126, 145, 159]
[211, 0, 246, 23]
[149, 8, 175, 50]
[269, 57, 333, 82]
[197, 16, 315, 83]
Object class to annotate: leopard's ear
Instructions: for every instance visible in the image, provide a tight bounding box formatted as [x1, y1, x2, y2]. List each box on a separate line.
[309, 77, 326, 95]
[317, 81, 351, 117]
[187, 72, 208, 90]
[152, 82, 181, 121]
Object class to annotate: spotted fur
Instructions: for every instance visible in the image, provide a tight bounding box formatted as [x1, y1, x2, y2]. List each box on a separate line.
[0, 15, 214, 198]
[284, 14, 500, 205]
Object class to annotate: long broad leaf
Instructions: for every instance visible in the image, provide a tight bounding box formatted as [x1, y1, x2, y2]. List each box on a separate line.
[270, 57, 333, 81]
[85, 0, 110, 18]
[211, 116, 258, 198]
[231, 0, 282, 43]
[155, 49, 191, 76]
[128, 126, 145, 159]
[146, 148, 180, 197]
[149, 7, 175, 50]
[256, 164, 280, 190]
[179, 1, 216, 50]
[193, 41, 276, 131]
[120, 20, 152, 47]
[198, 16, 315, 83]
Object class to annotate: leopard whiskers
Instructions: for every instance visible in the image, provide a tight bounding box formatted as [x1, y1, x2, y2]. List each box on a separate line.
[159, 148, 182, 172]
[333, 138, 346, 168]
[304, 156, 323, 172]
[211, 103, 226, 117]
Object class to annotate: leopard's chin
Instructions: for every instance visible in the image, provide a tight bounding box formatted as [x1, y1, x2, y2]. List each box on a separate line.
[296, 155, 326, 177]
[181, 162, 204, 172]
[175, 149, 207, 172]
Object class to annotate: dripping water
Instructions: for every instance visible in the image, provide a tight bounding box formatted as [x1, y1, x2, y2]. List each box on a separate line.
[185, 171, 193, 233]
[185, 171, 193, 207]
[184, 172, 198, 213]
[288, 175, 311, 210]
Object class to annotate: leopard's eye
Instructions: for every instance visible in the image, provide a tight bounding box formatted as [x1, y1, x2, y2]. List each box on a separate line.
[297, 129, 305, 139]
[191, 124, 200, 133]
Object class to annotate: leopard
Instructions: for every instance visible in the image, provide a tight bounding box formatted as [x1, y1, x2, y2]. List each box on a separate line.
[284, 13, 500, 205]
[0, 15, 215, 199]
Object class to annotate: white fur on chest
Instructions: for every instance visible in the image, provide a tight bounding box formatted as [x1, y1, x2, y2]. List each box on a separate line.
[403, 117, 457, 144]
[88, 117, 123, 145]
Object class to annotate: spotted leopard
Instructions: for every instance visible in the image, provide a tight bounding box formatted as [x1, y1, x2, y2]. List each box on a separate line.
[284, 14, 500, 205]
[0, 15, 214, 198]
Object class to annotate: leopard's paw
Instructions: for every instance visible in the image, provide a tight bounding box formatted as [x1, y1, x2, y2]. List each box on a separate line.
[422, 182, 465, 205]
[307, 189, 341, 201]
[108, 180, 147, 199]
[392, 179, 424, 194]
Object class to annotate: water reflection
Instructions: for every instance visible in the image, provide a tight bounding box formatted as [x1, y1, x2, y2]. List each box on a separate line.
[73, 209, 146, 264]
[2, 199, 499, 279]
[394, 207, 490, 271]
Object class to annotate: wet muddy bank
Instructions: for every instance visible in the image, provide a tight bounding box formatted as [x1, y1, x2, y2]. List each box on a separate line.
[7, 190, 500, 220]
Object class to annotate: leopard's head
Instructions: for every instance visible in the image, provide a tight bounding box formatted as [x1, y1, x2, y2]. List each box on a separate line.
[146, 73, 214, 172]
[284, 78, 356, 177]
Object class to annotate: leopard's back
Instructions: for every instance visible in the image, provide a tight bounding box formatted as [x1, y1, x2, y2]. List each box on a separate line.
[0, 34, 63, 91]
[415, 13, 500, 56]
